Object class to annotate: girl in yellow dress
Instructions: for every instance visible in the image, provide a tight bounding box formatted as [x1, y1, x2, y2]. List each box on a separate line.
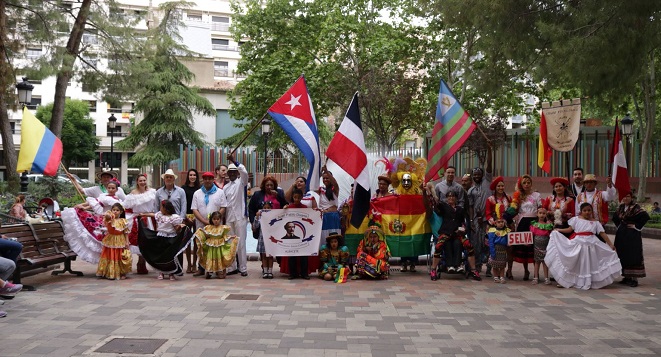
[195, 211, 238, 279]
[97, 203, 132, 280]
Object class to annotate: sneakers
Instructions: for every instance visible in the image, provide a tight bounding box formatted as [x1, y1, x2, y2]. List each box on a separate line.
[457, 266, 465, 273]
[499, 277, 506, 284]
[430, 270, 438, 281]
[544, 278, 551, 285]
[532, 278, 539, 285]
[0, 283, 22, 294]
[447, 266, 456, 273]
[493, 277, 500, 283]
[470, 271, 481, 281]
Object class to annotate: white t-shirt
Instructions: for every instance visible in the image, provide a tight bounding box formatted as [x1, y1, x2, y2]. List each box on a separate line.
[191, 188, 228, 229]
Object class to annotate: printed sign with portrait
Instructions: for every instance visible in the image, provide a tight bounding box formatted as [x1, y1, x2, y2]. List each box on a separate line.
[259, 208, 323, 256]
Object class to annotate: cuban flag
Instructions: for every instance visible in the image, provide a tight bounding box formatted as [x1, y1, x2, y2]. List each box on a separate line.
[268, 76, 321, 191]
[326, 93, 370, 228]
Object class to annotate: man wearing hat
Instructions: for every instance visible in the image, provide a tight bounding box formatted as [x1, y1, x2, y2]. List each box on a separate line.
[154, 169, 187, 218]
[373, 175, 392, 199]
[575, 174, 616, 225]
[223, 154, 250, 277]
[68, 170, 126, 200]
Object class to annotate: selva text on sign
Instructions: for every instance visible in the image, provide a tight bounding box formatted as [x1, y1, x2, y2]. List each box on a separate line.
[508, 231, 533, 245]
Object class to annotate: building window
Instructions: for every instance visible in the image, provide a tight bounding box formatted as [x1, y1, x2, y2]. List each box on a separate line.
[211, 16, 230, 31]
[214, 61, 229, 77]
[26, 47, 42, 59]
[187, 13, 202, 21]
[26, 96, 41, 110]
[211, 38, 230, 51]
[82, 30, 98, 45]
[10, 122, 15, 134]
[88, 100, 97, 112]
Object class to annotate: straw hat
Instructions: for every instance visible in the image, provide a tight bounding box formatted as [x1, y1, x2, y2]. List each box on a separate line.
[96, 171, 117, 181]
[583, 174, 598, 183]
[161, 169, 178, 180]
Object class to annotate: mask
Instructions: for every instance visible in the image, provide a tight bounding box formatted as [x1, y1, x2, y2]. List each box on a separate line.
[402, 174, 412, 190]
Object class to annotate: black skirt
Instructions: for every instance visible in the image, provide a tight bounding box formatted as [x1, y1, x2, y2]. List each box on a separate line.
[138, 221, 193, 274]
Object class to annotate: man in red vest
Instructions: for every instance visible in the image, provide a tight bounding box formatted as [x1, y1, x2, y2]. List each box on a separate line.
[574, 174, 616, 226]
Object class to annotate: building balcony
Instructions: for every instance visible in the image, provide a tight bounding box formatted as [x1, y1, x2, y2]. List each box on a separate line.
[211, 23, 230, 32]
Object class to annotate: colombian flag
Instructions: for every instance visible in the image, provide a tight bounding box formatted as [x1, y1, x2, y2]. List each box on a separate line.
[17, 107, 63, 175]
[345, 195, 431, 257]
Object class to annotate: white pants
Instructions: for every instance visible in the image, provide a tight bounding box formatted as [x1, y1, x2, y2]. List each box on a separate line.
[228, 218, 248, 273]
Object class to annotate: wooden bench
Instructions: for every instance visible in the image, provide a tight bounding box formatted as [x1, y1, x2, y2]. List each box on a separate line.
[1, 221, 83, 288]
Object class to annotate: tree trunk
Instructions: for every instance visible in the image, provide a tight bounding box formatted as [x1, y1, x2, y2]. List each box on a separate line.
[49, 0, 92, 137]
[637, 52, 656, 202]
[0, 0, 19, 191]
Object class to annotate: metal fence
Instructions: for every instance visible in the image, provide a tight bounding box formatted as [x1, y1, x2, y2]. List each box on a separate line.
[171, 126, 660, 186]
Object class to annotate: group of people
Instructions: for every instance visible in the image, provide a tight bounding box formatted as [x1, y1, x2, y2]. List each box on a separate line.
[59, 154, 248, 282]
[425, 158, 649, 290]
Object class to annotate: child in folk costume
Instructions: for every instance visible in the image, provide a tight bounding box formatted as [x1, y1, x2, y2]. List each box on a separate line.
[356, 224, 391, 280]
[319, 232, 350, 281]
[96, 203, 132, 280]
[253, 201, 274, 279]
[195, 211, 238, 279]
[530, 207, 554, 285]
[546, 203, 621, 290]
[140, 200, 185, 280]
[487, 214, 510, 284]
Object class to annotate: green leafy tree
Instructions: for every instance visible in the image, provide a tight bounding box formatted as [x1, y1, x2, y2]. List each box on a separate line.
[116, 1, 214, 167]
[466, 0, 661, 200]
[229, 0, 435, 155]
[0, 0, 144, 190]
[35, 99, 100, 169]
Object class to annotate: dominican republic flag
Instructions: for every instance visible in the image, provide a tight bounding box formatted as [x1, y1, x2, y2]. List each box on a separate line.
[610, 119, 631, 200]
[326, 93, 370, 228]
[425, 79, 476, 182]
[537, 110, 552, 174]
[268, 76, 321, 191]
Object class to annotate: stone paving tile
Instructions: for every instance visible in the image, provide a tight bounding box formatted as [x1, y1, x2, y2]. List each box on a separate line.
[1, 236, 660, 357]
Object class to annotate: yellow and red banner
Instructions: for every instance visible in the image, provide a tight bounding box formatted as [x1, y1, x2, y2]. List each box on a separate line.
[345, 195, 431, 257]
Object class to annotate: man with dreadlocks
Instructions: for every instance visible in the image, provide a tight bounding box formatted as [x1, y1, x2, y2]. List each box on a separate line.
[467, 146, 493, 277]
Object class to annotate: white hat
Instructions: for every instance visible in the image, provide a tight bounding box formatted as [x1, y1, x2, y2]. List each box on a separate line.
[227, 163, 238, 171]
[161, 169, 178, 180]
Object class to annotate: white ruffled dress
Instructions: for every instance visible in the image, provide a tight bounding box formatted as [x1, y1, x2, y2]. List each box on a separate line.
[545, 217, 622, 290]
[123, 189, 157, 254]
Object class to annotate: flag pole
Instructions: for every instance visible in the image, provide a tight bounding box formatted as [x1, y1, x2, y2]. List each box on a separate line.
[60, 163, 86, 203]
[229, 113, 269, 156]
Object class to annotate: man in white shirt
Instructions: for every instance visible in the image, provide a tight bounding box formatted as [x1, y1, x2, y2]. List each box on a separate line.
[224, 154, 249, 277]
[68, 170, 126, 200]
[191, 171, 228, 277]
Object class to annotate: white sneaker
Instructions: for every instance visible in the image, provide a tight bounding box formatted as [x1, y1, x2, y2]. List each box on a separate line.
[457, 266, 465, 273]
[447, 266, 456, 273]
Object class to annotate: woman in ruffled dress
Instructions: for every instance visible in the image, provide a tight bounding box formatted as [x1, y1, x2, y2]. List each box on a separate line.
[62, 181, 123, 264]
[546, 203, 621, 290]
[612, 192, 650, 287]
[504, 175, 541, 281]
[123, 173, 156, 274]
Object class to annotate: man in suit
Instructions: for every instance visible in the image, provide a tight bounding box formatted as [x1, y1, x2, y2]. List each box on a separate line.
[570, 167, 585, 198]
[282, 222, 300, 240]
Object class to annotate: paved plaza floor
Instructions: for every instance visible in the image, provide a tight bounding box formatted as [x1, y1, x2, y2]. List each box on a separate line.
[1, 236, 660, 357]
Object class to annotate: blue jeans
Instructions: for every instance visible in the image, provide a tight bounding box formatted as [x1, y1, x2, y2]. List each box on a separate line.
[0, 238, 22, 262]
[0, 257, 15, 281]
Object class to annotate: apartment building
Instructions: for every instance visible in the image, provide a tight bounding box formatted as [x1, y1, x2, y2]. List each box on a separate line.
[2, 0, 245, 184]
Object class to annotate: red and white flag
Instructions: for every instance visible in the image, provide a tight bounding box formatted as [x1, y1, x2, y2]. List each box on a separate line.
[610, 119, 631, 200]
[326, 93, 370, 228]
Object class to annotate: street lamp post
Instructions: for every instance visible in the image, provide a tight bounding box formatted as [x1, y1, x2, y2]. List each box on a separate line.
[16, 77, 34, 107]
[108, 114, 117, 171]
[262, 117, 271, 180]
[620, 113, 634, 172]
[16, 78, 34, 193]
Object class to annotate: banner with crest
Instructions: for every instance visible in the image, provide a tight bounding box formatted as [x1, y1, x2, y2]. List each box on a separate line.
[541, 99, 581, 152]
